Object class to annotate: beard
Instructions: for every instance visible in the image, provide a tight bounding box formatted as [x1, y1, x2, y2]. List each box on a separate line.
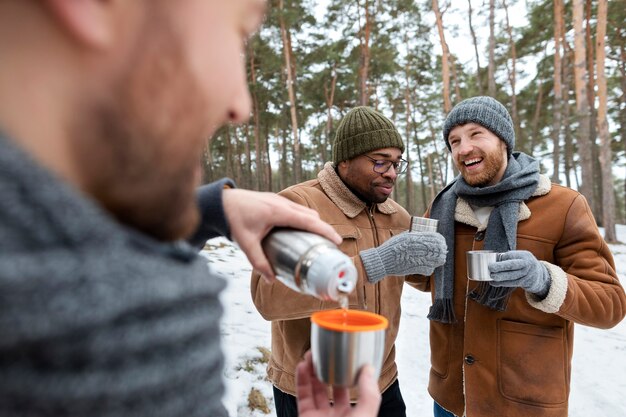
[339, 161, 396, 204]
[71, 22, 209, 241]
[458, 146, 506, 187]
[367, 180, 394, 204]
[343, 172, 393, 204]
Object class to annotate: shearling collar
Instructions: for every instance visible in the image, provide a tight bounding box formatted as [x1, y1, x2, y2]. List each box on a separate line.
[455, 174, 551, 230]
[317, 162, 398, 218]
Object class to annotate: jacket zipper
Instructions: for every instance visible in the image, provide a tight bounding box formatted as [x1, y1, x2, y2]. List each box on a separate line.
[366, 205, 381, 313]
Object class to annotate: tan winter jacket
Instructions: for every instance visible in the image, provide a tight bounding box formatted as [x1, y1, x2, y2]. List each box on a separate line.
[251, 162, 418, 398]
[419, 175, 626, 417]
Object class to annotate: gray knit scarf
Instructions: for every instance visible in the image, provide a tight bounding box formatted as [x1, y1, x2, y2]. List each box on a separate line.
[428, 152, 540, 323]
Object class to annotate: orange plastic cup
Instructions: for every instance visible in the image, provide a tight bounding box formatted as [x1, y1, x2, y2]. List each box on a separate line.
[310, 309, 388, 387]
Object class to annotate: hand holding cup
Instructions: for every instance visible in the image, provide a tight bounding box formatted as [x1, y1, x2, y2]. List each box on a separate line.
[296, 351, 381, 417]
[466, 250, 502, 281]
[488, 250, 551, 297]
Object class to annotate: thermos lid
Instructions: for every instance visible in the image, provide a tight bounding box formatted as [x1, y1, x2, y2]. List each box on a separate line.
[304, 247, 357, 300]
[311, 309, 388, 332]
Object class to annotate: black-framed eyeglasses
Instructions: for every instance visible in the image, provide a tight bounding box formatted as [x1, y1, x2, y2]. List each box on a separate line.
[361, 155, 408, 174]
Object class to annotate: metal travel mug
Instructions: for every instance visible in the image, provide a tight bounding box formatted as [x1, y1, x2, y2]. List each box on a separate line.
[466, 250, 502, 281]
[310, 309, 388, 387]
[409, 216, 439, 233]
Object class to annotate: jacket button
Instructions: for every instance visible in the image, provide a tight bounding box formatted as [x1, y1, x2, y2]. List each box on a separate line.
[474, 231, 485, 241]
[464, 355, 475, 365]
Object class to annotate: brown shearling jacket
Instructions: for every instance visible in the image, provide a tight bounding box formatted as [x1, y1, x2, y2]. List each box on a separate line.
[421, 175, 626, 417]
[251, 162, 419, 398]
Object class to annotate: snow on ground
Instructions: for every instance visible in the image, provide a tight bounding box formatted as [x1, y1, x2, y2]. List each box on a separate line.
[202, 225, 626, 417]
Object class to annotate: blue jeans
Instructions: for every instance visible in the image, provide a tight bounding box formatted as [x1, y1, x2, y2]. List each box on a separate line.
[434, 401, 456, 417]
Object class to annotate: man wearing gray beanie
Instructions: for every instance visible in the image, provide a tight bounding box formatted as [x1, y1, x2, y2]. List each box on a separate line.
[251, 106, 448, 417]
[418, 96, 625, 417]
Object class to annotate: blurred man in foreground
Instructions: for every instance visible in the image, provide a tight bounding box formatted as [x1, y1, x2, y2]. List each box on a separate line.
[0, 1, 380, 416]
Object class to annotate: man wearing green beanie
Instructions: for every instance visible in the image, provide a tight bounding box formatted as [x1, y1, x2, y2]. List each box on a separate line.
[251, 106, 448, 417]
[419, 96, 625, 417]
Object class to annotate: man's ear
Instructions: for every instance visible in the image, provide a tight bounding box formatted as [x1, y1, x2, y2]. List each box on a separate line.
[43, 0, 114, 49]
[336, 160, 348, 176]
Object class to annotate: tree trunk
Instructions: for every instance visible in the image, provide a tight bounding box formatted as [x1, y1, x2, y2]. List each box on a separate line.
[450, 54, 462, 104]
[426, 154, 436, 203]
[412, 105, 429, 214]
[432, 0, 452, 113]
[595, 0, 617, 242]
[244, 124, 253, 190]
[263, 123, 272, 191]
[280, 125, 289, 190]
[233, 127, 244, 186]
[618, 28, 626, 220]
[467, 0, 483, 94]
[428, 120, 447, 187]
[615, 26, 626, 221]
[225, 127, 233, 179]
[404, 69, 414, 214]
[618, 27, 626, 148]
[248, 43, 263, 191]
[357, 0, 372, 106]
[585, 0, 602, 219]
[370, 79, 379, 110]
[551, 0, 564, 183]
[585, 0, 596, 136]
[324, 63, 338, 164]
[279, 0, 302, 183]
[203, 136, 215, 184]
[573, 0, 594, 211]
[562, 44, 574, 189]
[487, 0, 497, 96]
[530, 75, 544, 157]
[502, 0, 520, 150]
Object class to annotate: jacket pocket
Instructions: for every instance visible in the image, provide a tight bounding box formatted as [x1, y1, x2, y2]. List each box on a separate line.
[497, 319, 568, 405]
[430, 321, 451, 378]
[335, 224, 361, 243]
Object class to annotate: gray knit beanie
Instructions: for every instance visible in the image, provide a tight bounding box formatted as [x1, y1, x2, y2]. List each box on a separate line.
[443, 96, 515, 157]
[332, 106, 405, 164]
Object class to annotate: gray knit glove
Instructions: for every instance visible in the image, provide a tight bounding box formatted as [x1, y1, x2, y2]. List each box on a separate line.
[360, 231, 447, 283]
[488, 250, 550, 297]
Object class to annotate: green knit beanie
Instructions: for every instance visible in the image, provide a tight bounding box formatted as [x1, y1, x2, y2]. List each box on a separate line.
[332, 106, 405, 164]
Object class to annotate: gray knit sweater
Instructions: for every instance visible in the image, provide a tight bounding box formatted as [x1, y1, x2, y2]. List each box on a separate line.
[0, 134, 228, 417]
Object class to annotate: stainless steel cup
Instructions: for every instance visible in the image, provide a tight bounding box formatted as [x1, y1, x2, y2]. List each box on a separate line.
[409, 216, 439, 233]
[466, 250, 502, 281]
[310, 309, 388, 387]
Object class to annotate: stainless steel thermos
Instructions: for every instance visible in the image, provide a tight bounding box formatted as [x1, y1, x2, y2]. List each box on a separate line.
[261, 228, 357, 301]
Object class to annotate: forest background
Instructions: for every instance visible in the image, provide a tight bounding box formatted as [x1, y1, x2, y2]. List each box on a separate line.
[202, 0, 626, 242]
